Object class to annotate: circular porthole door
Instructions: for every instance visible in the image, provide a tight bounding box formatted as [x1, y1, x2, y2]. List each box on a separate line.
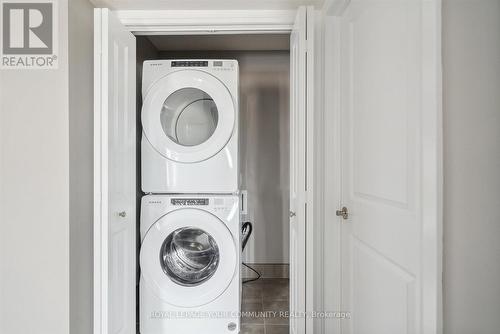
[142, 70, 235, 163]
[140, 209, 237, 307]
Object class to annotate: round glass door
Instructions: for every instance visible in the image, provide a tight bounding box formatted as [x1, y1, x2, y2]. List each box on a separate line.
[160, 88, 219, 147]
[140, 208, 237, 307]
[160, 227, 219, 286]
[141, 70, 235, 163]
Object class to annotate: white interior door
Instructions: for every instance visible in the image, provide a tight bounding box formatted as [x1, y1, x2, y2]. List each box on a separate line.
[94, 8, 136, 334]
[333, 0, 442, 333]
[290, 6, 314, 334]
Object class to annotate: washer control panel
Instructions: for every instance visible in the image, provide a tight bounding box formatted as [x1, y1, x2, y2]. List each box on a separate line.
[144, 195, 237, 212]
[170, 198, 209, 206]
[171, 60, 208, 67]
[168, 197, 232, 213]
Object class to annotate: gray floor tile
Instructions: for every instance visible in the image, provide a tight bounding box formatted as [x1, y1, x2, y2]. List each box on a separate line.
[262, 280, 289, 302]
[240, 324, 265, 334]
[265, 324, 290, 334]
[263, 300, 289, 325]
[242, 284, 263, 303]
[242, 301, 263, 312]
[241, 278, 290, 329]
[241, 301, 265, 325]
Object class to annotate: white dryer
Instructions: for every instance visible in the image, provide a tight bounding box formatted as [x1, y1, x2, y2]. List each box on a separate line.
[141, 60, 239, 193]
[140, 194, 241, 334]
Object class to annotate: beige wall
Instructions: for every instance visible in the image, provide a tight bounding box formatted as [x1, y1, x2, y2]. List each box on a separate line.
[0, 1, 69, 333]
[69, 0, 94, 333]
[443, 0, 500, 333]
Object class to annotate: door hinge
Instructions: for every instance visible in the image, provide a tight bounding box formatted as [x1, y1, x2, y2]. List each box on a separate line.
[336, 206, 349, 220]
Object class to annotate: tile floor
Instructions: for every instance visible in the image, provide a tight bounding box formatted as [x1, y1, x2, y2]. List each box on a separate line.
[241, 278, 289, 334]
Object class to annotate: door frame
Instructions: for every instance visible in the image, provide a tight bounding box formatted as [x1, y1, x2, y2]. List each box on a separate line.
[114, 9, 298, 34]
[321, 0, 443, 333]
[93, 7, 321, 334]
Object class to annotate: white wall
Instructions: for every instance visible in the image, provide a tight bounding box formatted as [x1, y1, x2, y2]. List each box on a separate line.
[442, 0, 500, 333]
[69, 0, 94, 333]
[0, 1, 69, 333]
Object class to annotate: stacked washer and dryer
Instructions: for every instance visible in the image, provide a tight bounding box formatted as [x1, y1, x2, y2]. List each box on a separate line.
[140, 60, 241, 334]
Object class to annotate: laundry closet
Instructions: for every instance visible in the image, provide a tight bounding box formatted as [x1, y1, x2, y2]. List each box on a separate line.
[93, 5, 315, 333]
[134, 33, 291, 333]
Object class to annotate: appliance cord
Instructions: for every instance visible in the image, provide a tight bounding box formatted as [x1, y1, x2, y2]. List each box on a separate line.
[241, 221, 261, 284]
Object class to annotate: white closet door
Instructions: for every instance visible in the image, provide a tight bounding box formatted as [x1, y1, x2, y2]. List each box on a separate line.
[290, 6, 314, 334]
[335, 0, 442, 333]
[94, 8, 136, 334]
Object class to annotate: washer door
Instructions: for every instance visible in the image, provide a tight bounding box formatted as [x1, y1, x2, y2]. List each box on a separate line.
[140, 209, 237, 307]
[142, 70, 235, 163]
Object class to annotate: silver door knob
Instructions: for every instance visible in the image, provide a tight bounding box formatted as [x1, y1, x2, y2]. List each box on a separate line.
[118, 211, 127, 218]
[336, 206, 348, 220]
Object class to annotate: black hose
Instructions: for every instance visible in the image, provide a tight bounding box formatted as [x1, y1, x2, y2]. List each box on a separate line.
[242, 263, 261, 284]
[241, 221, 261, 284]
[241, 221, 252, 251]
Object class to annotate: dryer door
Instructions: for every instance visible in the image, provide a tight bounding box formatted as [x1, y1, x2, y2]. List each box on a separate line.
[142, 70, 235, 163]
[140, 208, 237, 307]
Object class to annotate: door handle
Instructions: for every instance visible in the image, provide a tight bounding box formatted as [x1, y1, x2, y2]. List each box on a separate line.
[118, 211, 127, 218]
[336, 206, 348, 220]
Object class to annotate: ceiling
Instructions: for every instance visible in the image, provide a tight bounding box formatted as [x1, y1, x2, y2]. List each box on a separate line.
[90, 0, 322, 10]
[145, 34, 290, 51]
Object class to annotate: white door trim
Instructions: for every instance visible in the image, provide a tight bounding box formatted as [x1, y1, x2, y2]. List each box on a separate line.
[320, 11, 342, 334]
[420, 2, 443, 331]
[93, 10, 105, 334]
[114, 9, 297, 34]
[321, 0, 443, 333]
[94, 7, 317, 334]
[304, 7, 316, 334]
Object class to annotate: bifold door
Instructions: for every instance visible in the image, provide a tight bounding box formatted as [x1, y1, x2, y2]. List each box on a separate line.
[327, 0, 442, 333]
[289, 6, 314, 334]
[94, 8, 136, 334]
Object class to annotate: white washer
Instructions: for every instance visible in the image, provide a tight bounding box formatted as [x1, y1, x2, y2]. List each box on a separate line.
[141, 60, 239, 193]
[140, 194, 241, 334]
